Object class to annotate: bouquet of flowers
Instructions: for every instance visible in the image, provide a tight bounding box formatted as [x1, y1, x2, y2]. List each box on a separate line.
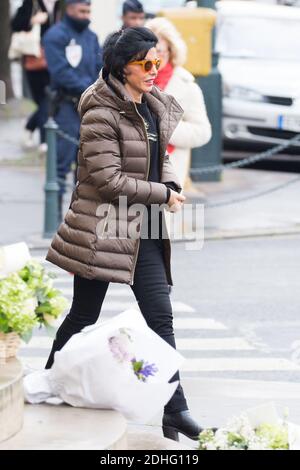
[0, 242, 68, 364]
[0, 242, 68, 351]
[17, 260, 68, 333]
[198, 403, 300, 450]
[24, 308, 185, 423]
[0, 273, 38, 341]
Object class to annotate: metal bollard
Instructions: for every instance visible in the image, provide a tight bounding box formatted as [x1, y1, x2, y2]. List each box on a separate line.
[43, 117, 60, 239]
[191, 0, 223, 182]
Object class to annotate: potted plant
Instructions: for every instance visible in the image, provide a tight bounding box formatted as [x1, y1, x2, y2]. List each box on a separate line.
[0, 259, 68, 365]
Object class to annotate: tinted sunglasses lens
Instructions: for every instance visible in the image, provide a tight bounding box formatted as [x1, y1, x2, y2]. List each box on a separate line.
[144, 61, 153, 72]
[156, 59, 161, 70]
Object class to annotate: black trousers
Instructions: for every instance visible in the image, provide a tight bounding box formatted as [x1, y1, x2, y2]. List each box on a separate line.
[25, 69, 49, 143]
[44, 236, 188, 414]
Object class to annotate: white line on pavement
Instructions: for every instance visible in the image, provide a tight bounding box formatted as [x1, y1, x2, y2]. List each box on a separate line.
[181, 357, 300, 372]
[176, 337, 254, 351]
[20, 336, 253, 352]
[19, 356, 300, 373]
[57, 287, 135, 297]
[174, 318, 228, 330]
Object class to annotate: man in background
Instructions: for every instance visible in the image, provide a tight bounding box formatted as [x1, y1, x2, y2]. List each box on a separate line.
[43, 0, 102, 220]
[121, 0, 145, 29]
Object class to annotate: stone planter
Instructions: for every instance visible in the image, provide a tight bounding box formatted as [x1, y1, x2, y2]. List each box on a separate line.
[0, 358, 24, 443]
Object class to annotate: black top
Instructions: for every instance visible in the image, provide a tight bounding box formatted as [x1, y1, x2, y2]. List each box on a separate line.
[136, 97, 179, 239]
[136, 97, 160, 186]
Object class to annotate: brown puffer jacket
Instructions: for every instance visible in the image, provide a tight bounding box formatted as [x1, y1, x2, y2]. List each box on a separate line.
[46, 71, 184, 286]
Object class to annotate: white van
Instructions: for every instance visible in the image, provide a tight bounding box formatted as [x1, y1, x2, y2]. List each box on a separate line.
[216, 0, 300, 148]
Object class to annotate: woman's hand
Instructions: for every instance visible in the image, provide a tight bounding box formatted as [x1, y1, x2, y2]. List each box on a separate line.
[167, 190, 186, 213]
[31, 12, 48, 26]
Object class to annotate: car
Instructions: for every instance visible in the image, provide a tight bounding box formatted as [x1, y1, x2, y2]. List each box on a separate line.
[216, 1, 300, 151]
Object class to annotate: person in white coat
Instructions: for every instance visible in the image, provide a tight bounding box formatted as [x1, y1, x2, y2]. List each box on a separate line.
[145, 17, 212, 191]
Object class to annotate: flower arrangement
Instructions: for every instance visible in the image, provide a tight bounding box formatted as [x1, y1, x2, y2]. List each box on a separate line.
[0, 273, 38, 340]
[0, 259, 68, 362]
[18, 260, 68, 333]
[108, 327, 159, 382]
[198, 405, 292, 450]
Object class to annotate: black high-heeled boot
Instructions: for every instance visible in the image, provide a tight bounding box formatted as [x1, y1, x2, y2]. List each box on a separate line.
[162, 410, 217, 442]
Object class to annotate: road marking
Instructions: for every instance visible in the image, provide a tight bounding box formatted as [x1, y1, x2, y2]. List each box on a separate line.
[46, 315, 229, 331]
[18, 356, 300, 373]
[174, 318, 228, 330]
[21, 336, 254, 352]
[181, 357, 300, 372]
[57, 287, 134, 297]
[20, 337, 54, 349]
[176, 337, 254, 351]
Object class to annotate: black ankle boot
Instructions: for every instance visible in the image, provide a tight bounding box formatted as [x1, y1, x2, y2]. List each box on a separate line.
[162, 410, 217, 442]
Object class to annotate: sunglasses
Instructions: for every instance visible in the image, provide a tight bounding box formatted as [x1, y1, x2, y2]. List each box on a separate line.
[128, 58, 161, 72]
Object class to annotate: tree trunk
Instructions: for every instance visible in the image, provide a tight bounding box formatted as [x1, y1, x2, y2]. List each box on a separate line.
[0, 0, 14, 100]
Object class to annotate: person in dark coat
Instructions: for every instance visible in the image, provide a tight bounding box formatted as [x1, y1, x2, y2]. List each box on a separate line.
[11, 0, 62, 150]
[121, 0, 145, 29]
[42, 0, 102, 219]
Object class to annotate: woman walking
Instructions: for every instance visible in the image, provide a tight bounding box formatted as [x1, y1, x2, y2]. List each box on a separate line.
[11, 0, 61, 151]
[44, 26, 210, 442]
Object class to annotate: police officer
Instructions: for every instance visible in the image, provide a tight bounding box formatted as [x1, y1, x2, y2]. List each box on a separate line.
[43, 0, 103, 220]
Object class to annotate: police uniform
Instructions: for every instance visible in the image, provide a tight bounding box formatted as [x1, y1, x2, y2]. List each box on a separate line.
[42, 0, 103, 202]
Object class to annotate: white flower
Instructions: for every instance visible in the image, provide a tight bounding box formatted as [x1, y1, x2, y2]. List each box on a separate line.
[23, 297, 38, 317]
[205, 443, 217, 450]
[43, 313, 58, 326]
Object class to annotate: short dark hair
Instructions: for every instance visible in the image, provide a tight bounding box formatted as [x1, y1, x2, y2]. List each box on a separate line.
[122, 0, 144, 16]
[102, 27, 158, 84]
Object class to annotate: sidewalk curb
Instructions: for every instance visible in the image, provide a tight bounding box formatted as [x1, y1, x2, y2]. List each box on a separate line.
[26, 226, 300, 251]
[202, 225, 300, 242]
[126, 431, 194, 450]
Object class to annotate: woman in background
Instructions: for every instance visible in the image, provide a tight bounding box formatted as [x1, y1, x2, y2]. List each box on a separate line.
[145, 17, 212, 192]
[11, 0, 61, 152]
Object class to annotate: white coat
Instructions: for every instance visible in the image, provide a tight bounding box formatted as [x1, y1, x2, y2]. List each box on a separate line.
[164, 66, 212, 190]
